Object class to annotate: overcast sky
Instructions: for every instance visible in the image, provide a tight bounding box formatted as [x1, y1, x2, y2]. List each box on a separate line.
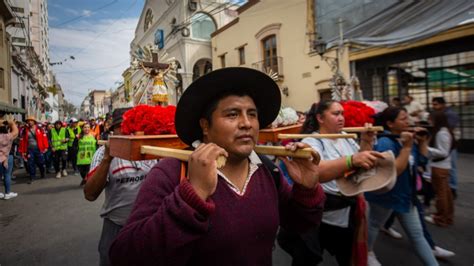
[49, 0, 145, 106]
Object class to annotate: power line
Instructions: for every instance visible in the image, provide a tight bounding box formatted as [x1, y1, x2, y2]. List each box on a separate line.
[61, 0, 139, 61]
[53, 59, 129, 74]
[51, 0, 119, 28]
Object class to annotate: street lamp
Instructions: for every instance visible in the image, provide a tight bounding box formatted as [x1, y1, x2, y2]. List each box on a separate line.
[312, 36, 348, 100]
[312, 36, 339, 73]
[313, 36, 327, 56]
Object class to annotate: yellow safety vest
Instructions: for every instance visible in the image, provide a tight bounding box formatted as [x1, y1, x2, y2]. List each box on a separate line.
[76, 135, 97, 165]
[51, 128, 67, 151]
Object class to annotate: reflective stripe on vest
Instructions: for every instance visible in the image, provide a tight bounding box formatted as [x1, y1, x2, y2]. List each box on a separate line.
[51, 128, 67, 150]
[76, 135, 97, 165]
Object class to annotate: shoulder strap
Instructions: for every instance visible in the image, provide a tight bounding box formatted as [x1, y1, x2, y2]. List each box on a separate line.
[258, 154, 281, 190]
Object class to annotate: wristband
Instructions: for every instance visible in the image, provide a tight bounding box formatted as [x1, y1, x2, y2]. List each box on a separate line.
[346, 155, 353, 170]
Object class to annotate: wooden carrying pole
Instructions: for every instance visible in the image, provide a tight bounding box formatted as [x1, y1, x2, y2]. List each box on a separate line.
[141, 145, 314, 161]
[342, 126, 384, 132]
[100, 137, 315, 163]
[142, 145, 315, 168]
[278, 133, 358, 140]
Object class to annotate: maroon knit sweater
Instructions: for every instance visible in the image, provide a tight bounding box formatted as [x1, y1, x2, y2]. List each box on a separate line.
[109, 158, 325, 266]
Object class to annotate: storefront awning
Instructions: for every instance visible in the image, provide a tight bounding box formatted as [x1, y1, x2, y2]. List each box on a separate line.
[0, 102, 26, 114]
[328, 0, 474, 48]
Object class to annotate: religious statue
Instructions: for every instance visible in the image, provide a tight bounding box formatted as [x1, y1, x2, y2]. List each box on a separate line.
[130, 44, 178, 106]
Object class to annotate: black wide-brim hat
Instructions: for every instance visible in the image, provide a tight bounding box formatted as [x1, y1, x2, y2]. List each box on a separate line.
[175, 67, 281, 146]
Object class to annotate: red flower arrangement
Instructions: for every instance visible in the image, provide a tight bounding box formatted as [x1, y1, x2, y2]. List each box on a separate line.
[121, 105, 177, 135]
[340, 101, 375, 127]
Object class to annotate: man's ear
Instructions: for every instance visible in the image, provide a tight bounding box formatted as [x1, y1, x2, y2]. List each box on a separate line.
[199, 118, 209, 137]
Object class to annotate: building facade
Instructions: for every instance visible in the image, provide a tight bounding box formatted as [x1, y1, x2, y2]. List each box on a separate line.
[333, 0, 474, 152]
[0, 0, 14, 106]
[211, 0, 348, 112]
[5, 0, 53, 120]
[29, 0, 50, 88]
[128, 0, 237, 105]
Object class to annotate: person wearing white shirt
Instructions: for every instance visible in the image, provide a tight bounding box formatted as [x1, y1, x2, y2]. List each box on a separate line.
[425, 111, 454, 227]
[403, 95, 425, 125]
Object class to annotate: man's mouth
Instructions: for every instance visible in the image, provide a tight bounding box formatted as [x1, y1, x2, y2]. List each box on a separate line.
[236, 134, 254, 141]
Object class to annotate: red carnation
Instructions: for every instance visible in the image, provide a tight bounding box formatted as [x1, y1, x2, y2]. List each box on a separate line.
[340, 101, 375, 127]
[121, 105, 177, 135]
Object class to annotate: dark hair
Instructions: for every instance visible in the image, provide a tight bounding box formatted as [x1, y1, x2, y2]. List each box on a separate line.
[201, 89, 256, 127]
[432, 97, 446, 105]
[78, 122, 91, 140]
[429, 111, 455, 149]
[374, 107, 407, 131]
[300, 100, 337, 134]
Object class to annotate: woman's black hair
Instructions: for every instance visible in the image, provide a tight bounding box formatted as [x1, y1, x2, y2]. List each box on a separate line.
[374, 106, 407, 131]
[429, 110, 456, 149]
[300, 100, 337, 134]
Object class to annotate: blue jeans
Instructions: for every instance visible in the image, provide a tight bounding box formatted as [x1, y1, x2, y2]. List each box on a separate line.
[44, 149, 54, 171]
[27, 147, 45, 179]
[384, 197, 436, 249]
[0, 155, 14, 193]
[368, 202, 438, 266]
[449, 149, 457, 189]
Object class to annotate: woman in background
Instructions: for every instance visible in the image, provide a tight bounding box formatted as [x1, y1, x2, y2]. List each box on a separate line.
[75, 123, 97, 186]
[365, 107, 437, 266]
[425, 111, 455, 227]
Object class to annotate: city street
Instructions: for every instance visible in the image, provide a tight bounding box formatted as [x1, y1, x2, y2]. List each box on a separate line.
[0, 154, 473, 265]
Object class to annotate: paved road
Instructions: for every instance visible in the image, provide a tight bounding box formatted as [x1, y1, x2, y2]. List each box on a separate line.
[1, 154, 473, 265]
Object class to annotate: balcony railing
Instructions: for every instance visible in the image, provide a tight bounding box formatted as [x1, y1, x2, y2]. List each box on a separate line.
[251, 56, 283, 79]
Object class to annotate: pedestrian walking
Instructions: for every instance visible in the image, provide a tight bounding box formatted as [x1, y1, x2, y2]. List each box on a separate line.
[280, 101, 380, 266]
[425, 111, 455, 227]
[51, 120, 69, 178]
[108, 67, 325, 266]
[83, 107, 157, 266]
[365, 107, 438, 266]
[431, 97, 460, 199]
[75, 123, 96, 186]
[0, 113, 19, 200]
[44, 122, 55, 173]
[18, 116, 48, 184]
[66, 118, 81, 174]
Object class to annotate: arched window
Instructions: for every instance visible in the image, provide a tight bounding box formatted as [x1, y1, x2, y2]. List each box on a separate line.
[144, 9, 153, 32]
[262, 35, 278, 73]
[190, 13, 216, 40]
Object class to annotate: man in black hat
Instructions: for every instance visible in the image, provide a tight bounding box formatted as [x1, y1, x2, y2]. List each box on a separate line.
[109, 67, 325, 265]
[83, 107, 157, 266]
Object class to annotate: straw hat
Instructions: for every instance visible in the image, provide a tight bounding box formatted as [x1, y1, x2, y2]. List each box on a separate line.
[336, 151, 397, 197]
[26, 116, 37, 123]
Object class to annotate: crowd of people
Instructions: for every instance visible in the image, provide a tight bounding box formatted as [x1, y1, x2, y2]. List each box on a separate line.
[0, 67, 461, 266]
[0, 113, 113, 200]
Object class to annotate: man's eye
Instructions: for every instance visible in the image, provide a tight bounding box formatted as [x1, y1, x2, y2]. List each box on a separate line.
[248, 112, 258, 117]
[227, 113, 238, 118]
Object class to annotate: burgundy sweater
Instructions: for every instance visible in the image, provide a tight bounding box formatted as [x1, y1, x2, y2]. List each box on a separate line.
[109, 158, 325, 266]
